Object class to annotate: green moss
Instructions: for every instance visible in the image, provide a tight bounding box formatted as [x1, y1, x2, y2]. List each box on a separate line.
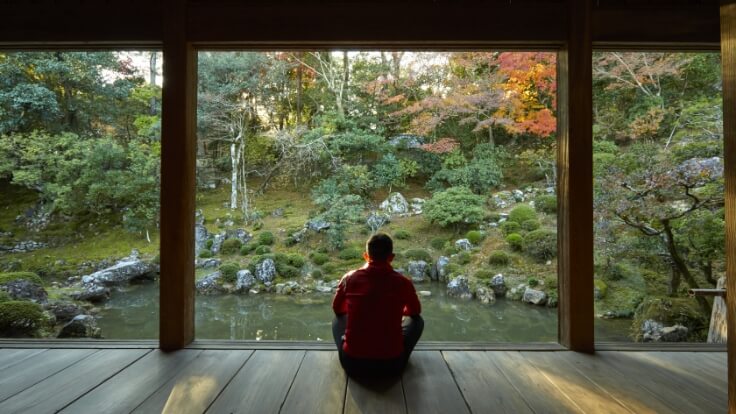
[219, 262, 240, 283]
[0, 291, 11, 303]
[205, 239, 214, 249]
[444, 263, 461, 276]
[488, 251, 510, 266]
[594, 279, 608, 298]
[509, 204, 537, 224]
[474, 269, 494, 280]
[632, 297, 708, 342]
[454, 252, 471, 265]
[220, 239, 243, 255]
[394, 229, 411, 240]
[506, 233, 524, 251]
[0, 301, 45, 337]
[543, 276, 558, 289]
[0, 272, 43, 286]
[404, 248, 432, 263]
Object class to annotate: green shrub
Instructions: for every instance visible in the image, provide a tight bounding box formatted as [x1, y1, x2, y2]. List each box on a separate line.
[474, 269, 494, 280]
[488, 251, 510, 266]
[454, 252, 471, 265]
[509, 204, 537, 224]
[254, 245, 271, 255]
[394, 229, 411, 240]
[606, 262, 637, 281]
[277, 264, 300, 278]
[338, 247, 363, 261]
[632, 297, 708, 342]
[404, 249, 432, 263]
[220, 239, 243, 255]
[527, 277, 539, 287]
[444, 263, 461, 277]
[286, 254, 306, 268]
[240, 244, 255, 255]
[310, 252, 330, 266]
[0, 301, 45, 337]
[544, 276, 558, 289]
[205, 239, 214, 249]
[322, 263, 338, 275]
[506, 233, 524, 251]
[672, 140, 722, 163]
[523, 229, 557, 261]
[443, 246, 458, 256]
[0, 291, 11, 303]
[535, 194, 557, 214]
[521, 219, 540, 232]
[311, 269, 323, 279]
[486, 212, 501, 222]
[198, 249, 214, 258]
[0, 272, 43, 286]
[257, 231, 275, 246]
[500, 221, 521, 236]
[219, 263, 240, 283]
[430, 238, 447, 250]
[594, 279, 608, 299]
[284, 236, 298, 247]
[466, 230, 484, 245]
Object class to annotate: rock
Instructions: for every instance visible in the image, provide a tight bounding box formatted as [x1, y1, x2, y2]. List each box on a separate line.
[433, 256, 451, 282]
[315, 279, 338, 293]
[447, 276, 473, 300]
[45, 301, 87, 323]
[380, 192, 409, 215]
[641, 319, 689, 342]
[306, 219, 331, 232]
[455, 239, 472, 251]
[255, 259, 277, 283]
[0, 240, 47, 253]
[235, 270, 255, 293]
[522, 288, 547, 305]
[0, 279, 48, 303]
[210, 232, 226, 254]
[195, 272, 226, 295]
[195, 209, 205, 225]
[490, 191, 516, 209]
[600, 310, 634, 319]
[226, 228, 252, 244]
[81, 256, 156, 286]
[388, 134, 424, 149]
[409, 198, 425, 215]
[196, 258, 221, 269]
[407, 260, 430, 283]
[58, 315, 101, 338]
[512, 189, 525, 202]
[194, 223, 210, 256]
[675, 156, 723, 184]
[272, 208, 285, 217]
[489, 274, 507, 296]
[290, 228, 308, 243]
[366, 212, 391, 231]
[506, 284, 527, 301]
[418, 290, 432, 297]
[70, 285, 110, 303]
[660, 325, 689, 342]
[475, 287, 496, 305]
[545, 186, 555, 194]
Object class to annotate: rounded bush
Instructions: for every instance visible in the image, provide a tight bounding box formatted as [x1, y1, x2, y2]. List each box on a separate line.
[0, 301, 45, 337]
[310, 252, 330, 266]
[500, 221, 521, 236]
[220, 239, 243, 255]
[254, 245, 271, 255]
[544, 276, 558, 289]
[394, 229, 411, 240]
[311, 269, 323, 279]
[534, 194, 557, 214]
[219, 263, 240, 283]
[286, 253, 306, 268]
[523, 229, 557, 261]
[198, 249, 214, 259]
[521, 219, 540, 232]
[527, 277, 539, 287]
[443, 246, 458, 256]
[0, 272, 43, 286]
[509, 205, 537, 224]
[488, 251, 510, 266]
[455, 252, 471, 265]
[205, 239, 214, 249]
[240, 244, 255, 255]
[322, 263, 337, 275]
[257, 231, 275, 246]
[277, 264, 300, 278]
[465, 230, 484, 245]
[338, 247, 363, 261]
[404, 249, 432, 263]
[444, 263, 461, 277]
[506, 233, 524, 251]
[430, 238, 447, 250]
[474, 269, 494, 280]
[485, 212, 501, 222]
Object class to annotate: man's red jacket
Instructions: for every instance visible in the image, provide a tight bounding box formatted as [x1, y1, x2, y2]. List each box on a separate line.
[332, 261, 422, 359]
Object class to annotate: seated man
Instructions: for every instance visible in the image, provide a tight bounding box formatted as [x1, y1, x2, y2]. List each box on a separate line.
[332, 233, 424, 377]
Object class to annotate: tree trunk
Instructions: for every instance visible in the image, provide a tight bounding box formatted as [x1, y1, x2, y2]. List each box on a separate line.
[296, 52, 303, 126]
[230, 141, 238, 209]
[707, 277, 727, 343]
[149, 52, 157, 115]
[488, 124, 495, 146]
[668, 266, 681, 296]
[662, 221, 711, 315]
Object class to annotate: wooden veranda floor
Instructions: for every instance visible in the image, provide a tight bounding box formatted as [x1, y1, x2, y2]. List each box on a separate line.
[0, 347, 727, 413]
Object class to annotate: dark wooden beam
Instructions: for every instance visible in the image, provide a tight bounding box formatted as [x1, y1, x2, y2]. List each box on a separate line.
[557, 0, 594, 353]
[159, 0, 197, 351]
[720, 2, 736, 411]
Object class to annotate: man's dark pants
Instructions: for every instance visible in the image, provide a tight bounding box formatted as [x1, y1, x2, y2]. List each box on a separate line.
[332, 314, 424, 377]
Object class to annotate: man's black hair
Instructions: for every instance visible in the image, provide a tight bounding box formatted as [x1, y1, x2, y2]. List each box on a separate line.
[367, 233, 393, 262]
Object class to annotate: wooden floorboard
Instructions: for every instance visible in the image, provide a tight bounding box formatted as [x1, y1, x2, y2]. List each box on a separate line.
[205, 350, 305, 414]
[59, 349, 202, 414]
[0, 349, 150, 414]
[0, 348, 47, 371]
[132, 350, 253, 414]
[281, 351, 347, 414]
[402, 351, 470, 414]
[344, 376, 406, 414]
[641, 352, 728, 391]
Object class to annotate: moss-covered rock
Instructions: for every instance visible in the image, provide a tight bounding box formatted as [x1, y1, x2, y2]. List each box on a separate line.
[632, 297, 708, 342]
[404, 249, 432, 263]
[594, 279, 608, 299]
[0, 300, 46, 337]
[0, 272, 43, 286]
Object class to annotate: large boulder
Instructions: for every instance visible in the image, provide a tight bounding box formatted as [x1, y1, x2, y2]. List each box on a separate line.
[409, 198, 425, 215]
[380, 192, 409, 215]
[196, 258, 222, 269]
[522, 287, 547, 305]
[489, 274, 507, 297]
[506, 283, 527, 301]
[195, 272, 226, 295]
[81, 255, 156, 287]
[490, 191, 516, 209]
[388, 134, 424, 149]
[475, 287, 496, 305]
[315, 279, 338, 293]
[306, 219, 331, 232]
[447, 276, 473, 300]
[210, 232, 227, 254]
[641, 320, 689, 342]
[0, 279, 47, 303]
[455, 239, 472, 251]
[256, 259, 277, 284]
[366, 212, 390, 231]
[45, 301, 87, 323]
[235, 270, 255, 293]
[194, 224, 210, 257]
[432, 256, 451, 282]
[227, 228, 252, 244]
[407, 261, 430, 283]
[58, 315, 102, 338]
[70, 285, 110, 303]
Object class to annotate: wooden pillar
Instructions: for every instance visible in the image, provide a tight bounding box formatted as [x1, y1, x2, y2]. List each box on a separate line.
[720, 2, 736, 411]
[557, 0, 594, 352]
[160, 0, 197, 351]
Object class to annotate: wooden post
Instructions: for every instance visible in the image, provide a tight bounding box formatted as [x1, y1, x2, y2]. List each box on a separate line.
[557, 0, 594, 353]
[720, 2, 736, 411]
[160, 0, 197, 351]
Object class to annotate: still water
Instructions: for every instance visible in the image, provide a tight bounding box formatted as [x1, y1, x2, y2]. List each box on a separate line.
[95, 281, 630, 342]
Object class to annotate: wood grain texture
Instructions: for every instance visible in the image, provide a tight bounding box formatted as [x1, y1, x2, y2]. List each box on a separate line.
[0, 348, 47, 371]
[722, 4, 736, 413]
[159, 0, 197, 351]
[557, 0, 595, 353]
[344, 376, 406, 414]
[206, 350, 305, 413]
[281, 351, 347, 414]
[132, 350, 253, 414]
[60, 349, 201, 414]
[0, 349, 149, 414]
[401, 351, 470, 414]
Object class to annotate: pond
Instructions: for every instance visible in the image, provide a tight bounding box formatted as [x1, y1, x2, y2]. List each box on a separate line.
[95, 281, 631, 342]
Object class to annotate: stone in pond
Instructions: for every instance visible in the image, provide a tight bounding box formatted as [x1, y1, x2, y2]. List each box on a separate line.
[235, 270, 255, 293]
[447, 275, 472, 300]
[45, 301, 87, 323]
[489, 274, 507, 296]
[407, 260, 430, 283]
[522, 287, 547, 305]
[195, 272, 226, 295]
[58, 315, 102, 339]
[418, 290, 431, 297]
[475, 286, 496, 305]
[433, 256, 451, 282]
[256, 258, 277, 283]
[70, 284, 111, 303]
